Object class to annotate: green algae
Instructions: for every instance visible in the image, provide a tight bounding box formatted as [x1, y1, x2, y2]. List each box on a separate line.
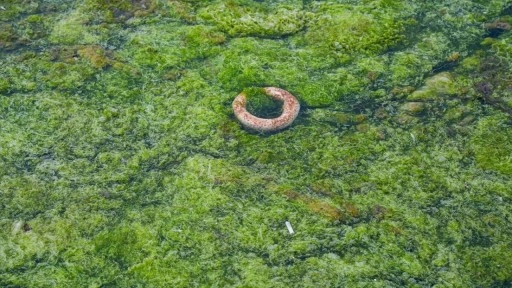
[198, 1, 310, 37]
[471, 114, 512, 175]
[1, 0, 512, 287]
[241, 87, 283, 118]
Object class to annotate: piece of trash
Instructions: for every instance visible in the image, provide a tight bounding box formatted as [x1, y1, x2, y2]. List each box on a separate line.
[285, 221, 294, 234]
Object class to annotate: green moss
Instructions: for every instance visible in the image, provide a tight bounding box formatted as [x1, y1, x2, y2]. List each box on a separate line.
[49, 10, 102, 45]
[407, 72, 460, 101]
[242, 87, 282, 118]
[302, 3, 405, 56]
[118, 23, 225, 73]
[1, 51, 99, 92]
[17, 14, 51, 41]
[471, 114, 512, 175]
[198, 1, 309, 37]
[80, 0, 160, 23]
[0, 1, 39, 22]
[309, 109, 368, 127]
[0, 23, 19, 50]
[0, 78, 10, 93]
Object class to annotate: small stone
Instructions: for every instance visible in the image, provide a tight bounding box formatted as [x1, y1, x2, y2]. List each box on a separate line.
[396, 114, 418, 125]
[400, 102, 426, 115]
[425, 72, 454, 93]
[375, 107, 389, 119]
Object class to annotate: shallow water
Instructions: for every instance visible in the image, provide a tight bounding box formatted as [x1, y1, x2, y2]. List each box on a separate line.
[1, 1, 511, 287]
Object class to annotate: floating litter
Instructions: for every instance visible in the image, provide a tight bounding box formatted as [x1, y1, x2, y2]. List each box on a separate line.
[232, 87, 300, 132]
[285, 221, 294, 234]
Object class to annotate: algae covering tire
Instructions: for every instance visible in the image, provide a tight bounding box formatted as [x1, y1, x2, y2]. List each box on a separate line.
[232, 87, 300, 132]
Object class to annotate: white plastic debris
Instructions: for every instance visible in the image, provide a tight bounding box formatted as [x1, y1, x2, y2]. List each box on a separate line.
[285, 221, 294, 235]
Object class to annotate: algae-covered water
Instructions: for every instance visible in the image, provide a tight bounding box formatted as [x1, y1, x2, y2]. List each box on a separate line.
[1, 0, 512, 287]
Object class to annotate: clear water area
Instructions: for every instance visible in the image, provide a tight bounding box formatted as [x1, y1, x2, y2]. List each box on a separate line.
[0, 0, 511, 287]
